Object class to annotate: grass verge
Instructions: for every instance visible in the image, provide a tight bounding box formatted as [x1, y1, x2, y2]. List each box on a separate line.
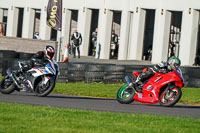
[0, 102, 200, 133]
[54, 82, 200, 105]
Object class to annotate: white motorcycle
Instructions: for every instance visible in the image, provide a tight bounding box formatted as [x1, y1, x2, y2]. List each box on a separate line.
[0, 59, 59, 97]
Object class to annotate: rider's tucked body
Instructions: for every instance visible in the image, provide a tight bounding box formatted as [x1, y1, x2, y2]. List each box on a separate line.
[20, 46, 55, 72]
[134, 56, 181, 85]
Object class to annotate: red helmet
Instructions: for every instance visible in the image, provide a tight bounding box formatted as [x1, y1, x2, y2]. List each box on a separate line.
[44, 45, 55, 59]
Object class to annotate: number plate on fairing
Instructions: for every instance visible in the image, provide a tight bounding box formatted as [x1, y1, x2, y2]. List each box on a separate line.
[138, 93, 143, 98]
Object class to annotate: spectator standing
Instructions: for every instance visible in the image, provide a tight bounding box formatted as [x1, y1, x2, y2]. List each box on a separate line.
[169, 41, 176, 57]
[71, 30, 82, 58]
[110, 30, 118, 58]
[0, 24, 4, 36]
[193, 55, 200, 66]
[91, 28, 98, 56]
[33, 32, 39, 39]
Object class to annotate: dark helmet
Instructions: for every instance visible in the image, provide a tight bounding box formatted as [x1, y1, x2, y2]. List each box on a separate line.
[44, 45, 55, 59]
[168, 56, 181, 69]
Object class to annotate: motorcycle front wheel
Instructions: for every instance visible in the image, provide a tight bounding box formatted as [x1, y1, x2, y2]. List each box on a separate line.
[159, 86, 182, 107]
[117, 84, 135, 104]
[34, 77, 56, 97]
[0, 75, 16, 94]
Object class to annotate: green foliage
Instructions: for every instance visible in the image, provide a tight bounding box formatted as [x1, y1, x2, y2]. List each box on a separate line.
[0, 102, 199, 133]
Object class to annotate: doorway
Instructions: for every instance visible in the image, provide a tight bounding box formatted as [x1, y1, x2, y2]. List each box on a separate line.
[110, 10, 121, 59]
[69, 10, 78, 44]
[88, 9, 99, 56]
[142, 9, 155, 61]
[168, 11, 182, 58]
[0, 9, 8, 36]
[33, 9, 41, 39]
[17, 8, 24, 37]
[194, 11, 200, 65]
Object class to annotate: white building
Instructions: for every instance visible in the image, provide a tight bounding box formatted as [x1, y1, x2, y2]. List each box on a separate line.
[0, 0, 200, 66]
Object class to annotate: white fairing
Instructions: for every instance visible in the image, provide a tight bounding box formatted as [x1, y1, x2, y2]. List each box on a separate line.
[28, 59, 59, 78]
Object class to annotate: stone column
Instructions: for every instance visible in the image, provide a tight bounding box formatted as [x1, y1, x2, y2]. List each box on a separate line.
[179, 9, 200, 66]
[0, 9, 3, 22]
[128, 8, 146, 60]
[6, 7, 19, 37]
[39, 7, 51, 40]
[22, 8, 35, 38]
[78, 8, 92, 56]
[98, 9, 113, 59]
[61, 9, 72, 56]
[118, 11, 131, 60]
[151, 9, 172, 63]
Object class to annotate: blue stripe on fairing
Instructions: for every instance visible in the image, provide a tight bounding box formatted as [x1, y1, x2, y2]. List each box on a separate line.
[46, 63, 55, 73]
[43, 70, 49, 74]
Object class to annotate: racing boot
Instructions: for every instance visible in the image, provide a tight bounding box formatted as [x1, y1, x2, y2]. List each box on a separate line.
[132, 76, 143, 93]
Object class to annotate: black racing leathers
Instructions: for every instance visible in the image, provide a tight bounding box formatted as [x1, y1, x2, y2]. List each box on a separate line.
[137, 62, 170, 82]
[22, 51, 49, 71]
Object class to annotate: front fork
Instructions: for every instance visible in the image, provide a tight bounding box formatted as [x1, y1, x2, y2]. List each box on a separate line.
[124, 75, 137, 93]
[7, 68, 21, 88]
[125, 75, 144, 93]
[42, 76, 51, 85]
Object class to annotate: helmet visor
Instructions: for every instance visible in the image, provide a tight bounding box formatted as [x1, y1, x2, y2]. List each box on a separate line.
[47, 51, 54, 59]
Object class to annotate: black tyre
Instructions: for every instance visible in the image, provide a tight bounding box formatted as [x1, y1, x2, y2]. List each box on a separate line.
[58, 62, 68, 69]
[104, 74, 125, 80]
[85, 72, 104, 79]
[60, 69, 68, 76]
[187, 78, 200, 88]
[0, 75, 16, 94]
[104, 65, 125, 72]
[117, 84, 135, 104]
[34, 77, 56, 97]
[159, 86, 182, 107]
[56, 78, 68, 83]
[87, 64, 104, 72]
[68, 63, 86, 71]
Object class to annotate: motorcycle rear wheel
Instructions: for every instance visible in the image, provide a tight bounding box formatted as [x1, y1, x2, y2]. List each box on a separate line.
[0, 75, 16, 94]
[159, 86, 182, 107]
[34, 77, 55, 97]
[117, 84, 135, 104]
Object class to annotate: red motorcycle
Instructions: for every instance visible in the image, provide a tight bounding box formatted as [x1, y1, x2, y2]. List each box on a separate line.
[117, 67, 184, 107]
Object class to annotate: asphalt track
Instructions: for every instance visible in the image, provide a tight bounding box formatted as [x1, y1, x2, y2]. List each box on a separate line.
[0, 92, 200, 119]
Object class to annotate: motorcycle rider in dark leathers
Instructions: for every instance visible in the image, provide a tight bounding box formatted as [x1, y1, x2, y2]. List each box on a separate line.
[133, 56, 181, 85]
[19, 45, 55, 72]
[15, 45, 55, 91]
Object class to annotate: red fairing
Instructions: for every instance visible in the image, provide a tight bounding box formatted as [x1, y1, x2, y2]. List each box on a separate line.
[133, 70, 184, 104]
[132, 72, 140, 77]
